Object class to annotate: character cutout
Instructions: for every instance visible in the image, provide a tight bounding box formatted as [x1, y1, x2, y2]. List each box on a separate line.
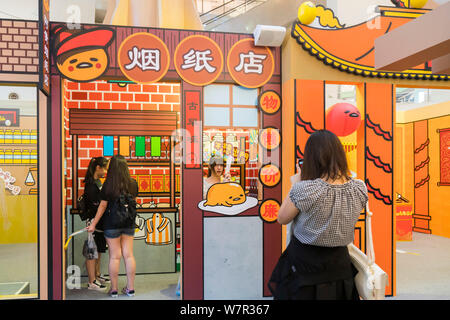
[52, 25, 115, 82]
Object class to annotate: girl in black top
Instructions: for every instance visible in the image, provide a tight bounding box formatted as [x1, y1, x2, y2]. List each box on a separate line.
[87, 155, 138, 298]
[83, 156, 109, 291]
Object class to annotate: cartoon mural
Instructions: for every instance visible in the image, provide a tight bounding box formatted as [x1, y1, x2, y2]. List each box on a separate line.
[282, 1, 449, 298]
[52, 26, 115, 82]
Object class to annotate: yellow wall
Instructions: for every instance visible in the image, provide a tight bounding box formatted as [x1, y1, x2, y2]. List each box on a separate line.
[396, 101, 450, 238]
[0, 194, 38, 244]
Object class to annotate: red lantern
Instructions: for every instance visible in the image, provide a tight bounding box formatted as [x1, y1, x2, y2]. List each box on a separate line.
[326, 103, 362, 137]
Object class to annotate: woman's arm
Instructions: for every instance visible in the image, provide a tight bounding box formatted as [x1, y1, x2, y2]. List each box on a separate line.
[86, 200, 108, 232]
[278, 165, 302, 225]
[277, 193, 299, 225]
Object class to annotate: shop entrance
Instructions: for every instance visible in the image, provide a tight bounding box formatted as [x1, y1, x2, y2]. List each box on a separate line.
[394, 86, 450, 298]
[63, 79, 182, 299]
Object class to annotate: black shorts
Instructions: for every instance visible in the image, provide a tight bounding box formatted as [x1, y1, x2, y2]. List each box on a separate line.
[93, 231, 107, 253]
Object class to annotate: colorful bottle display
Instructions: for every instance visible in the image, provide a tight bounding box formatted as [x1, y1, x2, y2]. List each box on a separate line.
[0, 149, 37, 164]
[0, 129, 37, 144]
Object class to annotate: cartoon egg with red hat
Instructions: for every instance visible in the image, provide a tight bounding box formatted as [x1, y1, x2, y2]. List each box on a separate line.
[325, 103, 362, 137]
[53, 26, 115, 82]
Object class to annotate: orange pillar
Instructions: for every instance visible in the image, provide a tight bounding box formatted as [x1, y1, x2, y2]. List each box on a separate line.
[364, 83, 395, 296]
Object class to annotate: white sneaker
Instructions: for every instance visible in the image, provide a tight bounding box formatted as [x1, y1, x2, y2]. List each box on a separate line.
[97, 274, 111, 284]
[88, 280, 107, 291]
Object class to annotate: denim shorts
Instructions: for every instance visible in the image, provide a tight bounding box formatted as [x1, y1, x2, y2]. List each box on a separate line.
[103, 228, 135, 239]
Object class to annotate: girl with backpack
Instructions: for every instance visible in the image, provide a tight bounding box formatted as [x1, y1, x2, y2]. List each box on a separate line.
[83, 156, 109, 291]
[87, 155, 138, 298]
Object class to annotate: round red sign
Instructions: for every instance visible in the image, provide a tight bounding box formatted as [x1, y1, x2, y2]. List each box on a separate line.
[174, 35, 223, 87]
[227, 38, 274, 88]
[118, 32, 170, 84]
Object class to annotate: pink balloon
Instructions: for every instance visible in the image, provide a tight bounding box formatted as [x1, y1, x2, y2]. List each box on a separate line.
[326, 103, 362, 137]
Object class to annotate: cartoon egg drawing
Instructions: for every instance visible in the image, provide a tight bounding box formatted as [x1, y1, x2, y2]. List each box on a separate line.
[204, 182, 247, 207]
[52, 26, 115, 82]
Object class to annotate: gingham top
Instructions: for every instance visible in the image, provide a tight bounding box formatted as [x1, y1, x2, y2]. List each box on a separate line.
[289, 178, 368, 247]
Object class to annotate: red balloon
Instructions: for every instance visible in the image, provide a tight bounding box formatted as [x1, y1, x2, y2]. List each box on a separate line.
[326, 103, 361, 137]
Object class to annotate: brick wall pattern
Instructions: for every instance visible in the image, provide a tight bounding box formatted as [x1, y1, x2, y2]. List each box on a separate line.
[64, 80, 181, 206]
[0, 20, 39, 73]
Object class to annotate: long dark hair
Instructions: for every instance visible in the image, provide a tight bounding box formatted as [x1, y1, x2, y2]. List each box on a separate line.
[102, 155, 132, 198]
[301, 130, 350, 181]
[207, 155, 224, 177]
[83, 157, 108, 185]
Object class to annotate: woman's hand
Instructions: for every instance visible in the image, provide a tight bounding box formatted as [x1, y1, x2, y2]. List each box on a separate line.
[86, 222, 96, 233]
[223, 172, 231, 182]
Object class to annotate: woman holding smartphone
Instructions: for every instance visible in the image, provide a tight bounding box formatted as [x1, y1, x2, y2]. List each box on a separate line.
[269, 130, 368, 300]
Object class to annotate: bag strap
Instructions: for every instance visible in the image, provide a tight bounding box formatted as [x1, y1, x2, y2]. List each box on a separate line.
[366, 202, 375, 265]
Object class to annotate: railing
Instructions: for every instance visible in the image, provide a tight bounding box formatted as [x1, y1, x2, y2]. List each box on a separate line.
[197, 0, 268, 28]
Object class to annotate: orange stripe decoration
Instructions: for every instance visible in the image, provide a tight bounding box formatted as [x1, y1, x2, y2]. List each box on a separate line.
[366, 146, 392, 173]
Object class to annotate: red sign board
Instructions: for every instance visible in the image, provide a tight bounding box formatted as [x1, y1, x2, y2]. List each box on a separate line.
[185, 91, 201, 168]
[227, 38, 274, 88]
[118, 32, 170, 84]
[440, 129, 450, 185]
[174, 35, 223, 87]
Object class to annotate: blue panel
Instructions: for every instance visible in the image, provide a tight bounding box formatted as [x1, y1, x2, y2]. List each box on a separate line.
[232, 86, 258, 106]
[204, 107, 230, 127]
[232, 108, 258, 127]
[103, 136, 114, 156]
[204, 84, 230, 105]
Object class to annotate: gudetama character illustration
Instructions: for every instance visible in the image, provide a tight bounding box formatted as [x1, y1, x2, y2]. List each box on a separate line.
[52, 26, 115, 82]
[204, 182, 248, 207]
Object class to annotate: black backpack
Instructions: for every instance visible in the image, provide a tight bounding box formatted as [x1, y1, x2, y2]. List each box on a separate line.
[110, 193, 137, 227]
[77, 194, 89, 221]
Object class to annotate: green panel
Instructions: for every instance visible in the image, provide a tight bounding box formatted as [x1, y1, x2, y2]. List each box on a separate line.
[151, 136, 161, 157]
[135, 136, 146, 157]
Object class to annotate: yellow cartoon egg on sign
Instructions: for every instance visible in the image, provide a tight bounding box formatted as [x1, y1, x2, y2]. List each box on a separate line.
[298, 1, 317, 25]
[409, 0, 427, 8]
[56, 49, 109, 82]
[204, 182, 247, 207]
[52, 26, 115, 82]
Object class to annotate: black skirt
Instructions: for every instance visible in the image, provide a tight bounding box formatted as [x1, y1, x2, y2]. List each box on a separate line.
[268, 236, 360, 300]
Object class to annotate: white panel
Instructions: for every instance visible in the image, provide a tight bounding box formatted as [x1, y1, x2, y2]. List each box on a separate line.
[233, 86, 258, 106]
[232, 108, 258, 127]
[204, 84, 230, 105]
[204, 107, 230, 127]
[204, 216, 263, 299]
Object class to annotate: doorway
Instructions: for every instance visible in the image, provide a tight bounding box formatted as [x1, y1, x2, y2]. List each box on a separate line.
[394, 86, 450, 298]
[62, 79, 182, 300]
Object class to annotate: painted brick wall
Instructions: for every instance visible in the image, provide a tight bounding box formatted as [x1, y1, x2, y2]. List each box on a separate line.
[63, 80, 181, 206]
[0, 20, 39, 73]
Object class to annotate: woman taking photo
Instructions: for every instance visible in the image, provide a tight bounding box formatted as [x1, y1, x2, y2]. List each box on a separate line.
[203, 155, 231, 197]
[269, 130, 368, 300]
[87, 155, 138, 298]
[83, 156, 109, 291]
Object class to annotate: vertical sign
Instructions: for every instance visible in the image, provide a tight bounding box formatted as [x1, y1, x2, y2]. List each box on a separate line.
[39, 0, 50, 95]
[439, 128, 450, 186]
[184, 91, 201, 168]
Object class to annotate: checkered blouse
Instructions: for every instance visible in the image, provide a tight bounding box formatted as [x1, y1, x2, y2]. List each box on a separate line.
[289, 178, 368, 247]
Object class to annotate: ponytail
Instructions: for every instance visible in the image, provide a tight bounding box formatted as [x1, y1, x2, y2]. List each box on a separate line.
[83, 157, 108, 185]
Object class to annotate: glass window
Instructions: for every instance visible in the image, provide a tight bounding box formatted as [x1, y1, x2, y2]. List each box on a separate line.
[0, 84, 39, 299]
[204, 107, 230, 127]
[204, 84, 229, 105]
[203, 84, 262, 202]
[232, 108, 259, 127]
[232, 86, 258, 106]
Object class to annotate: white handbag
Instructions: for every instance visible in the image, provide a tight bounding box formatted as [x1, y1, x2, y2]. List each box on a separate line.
[348, 203, 389, 300]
